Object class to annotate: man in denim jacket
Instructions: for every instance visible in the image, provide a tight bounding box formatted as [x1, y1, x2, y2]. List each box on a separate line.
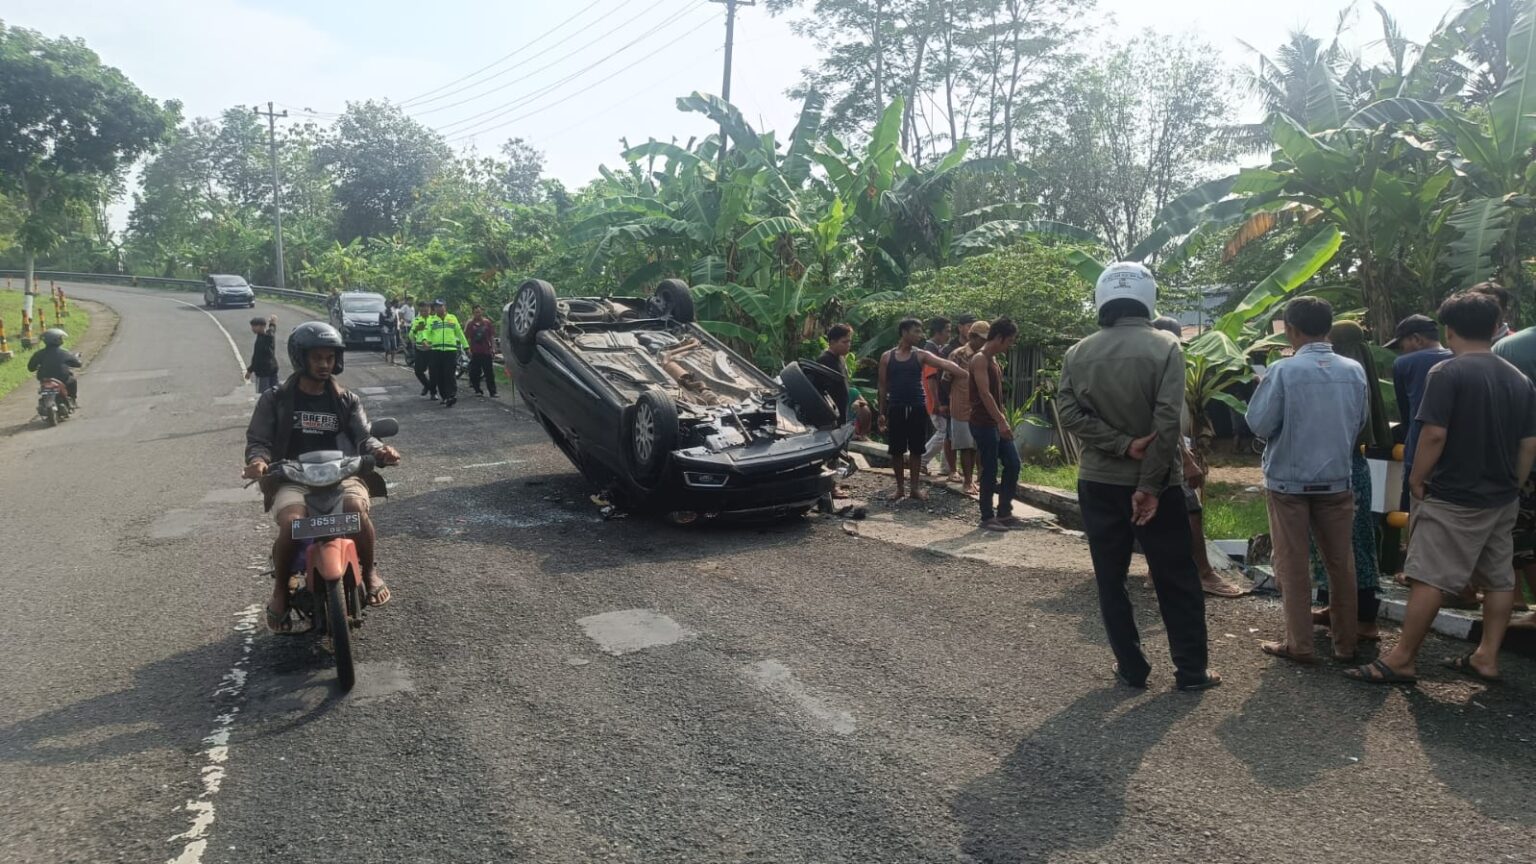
[1246, 297, 1368, 664]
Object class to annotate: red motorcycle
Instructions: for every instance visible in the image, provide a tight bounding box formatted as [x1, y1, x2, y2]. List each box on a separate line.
[263, 418, 397, 689]
[37, 379, 74, 427]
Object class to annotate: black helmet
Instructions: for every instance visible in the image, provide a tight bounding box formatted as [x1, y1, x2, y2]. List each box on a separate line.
[287, 321, 346, 376]
[42, 328, 67, 347]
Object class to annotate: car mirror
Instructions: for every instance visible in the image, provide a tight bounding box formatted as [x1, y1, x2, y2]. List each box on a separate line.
[370, 418, 399, 438]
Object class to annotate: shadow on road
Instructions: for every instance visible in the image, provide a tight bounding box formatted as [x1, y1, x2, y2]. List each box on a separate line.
[1404, 685, 1536, 826]
[1216, 663, 1388, 789]
[953, 688, 1199, 863]
[0, 630, 345, 766]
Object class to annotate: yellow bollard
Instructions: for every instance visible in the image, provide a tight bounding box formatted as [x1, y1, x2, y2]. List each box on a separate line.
[37, 307, 46, 334]
[58, 287, 68, 319]
[20, 312, 31, 349]
[0, 315, 10, 361]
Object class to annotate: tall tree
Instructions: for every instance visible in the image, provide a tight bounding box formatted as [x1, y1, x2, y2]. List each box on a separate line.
[0, 22, 173, 296]
[1027, 35, 1233, 259]
[499, 137, 547, 206]
[319, 100, 450, 241]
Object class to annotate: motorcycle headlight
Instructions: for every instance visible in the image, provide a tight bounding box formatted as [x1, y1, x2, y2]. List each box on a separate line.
[301, 462, 344, 486]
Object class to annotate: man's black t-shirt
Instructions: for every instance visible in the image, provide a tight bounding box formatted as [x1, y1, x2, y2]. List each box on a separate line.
[1417, 352, 1536, 508]
[288, 388, 344, 456]
[816, 350, 847, 379]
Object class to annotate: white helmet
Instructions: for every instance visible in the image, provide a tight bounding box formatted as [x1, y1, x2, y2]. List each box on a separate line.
[1095, 262, 1157, 318]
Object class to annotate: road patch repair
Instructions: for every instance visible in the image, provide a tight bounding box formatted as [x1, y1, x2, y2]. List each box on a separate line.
[578, 609, 696, 655]
[744, 659, 857, 735]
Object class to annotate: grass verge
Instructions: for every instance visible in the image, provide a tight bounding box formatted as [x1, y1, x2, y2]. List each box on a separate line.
[0, 290, 91, 401]
[1016, 463, 1271, 541]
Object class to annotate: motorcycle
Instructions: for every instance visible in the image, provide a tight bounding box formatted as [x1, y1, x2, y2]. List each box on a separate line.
[37, 379, 74, 427]
[262, 418, 398, 690]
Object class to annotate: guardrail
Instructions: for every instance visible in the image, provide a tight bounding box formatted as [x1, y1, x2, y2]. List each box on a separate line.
[0, 270, 328, 304]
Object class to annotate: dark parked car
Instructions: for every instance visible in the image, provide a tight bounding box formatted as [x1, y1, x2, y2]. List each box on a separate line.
[329, 291, 388, 347]
[203, 274, 255, 308]
[503, 278, 854, 522]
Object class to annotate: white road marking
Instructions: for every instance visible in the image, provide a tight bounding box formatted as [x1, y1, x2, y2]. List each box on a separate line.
[164, 604, 261, 864]
[459, 460, 520, 469]
[745, 660, 857, 735]
[577, 610, 696, 655]
[169, 298, 245, 377]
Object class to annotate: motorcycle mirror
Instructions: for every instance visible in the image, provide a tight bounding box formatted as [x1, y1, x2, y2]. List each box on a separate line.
[370, 418, 399, 439]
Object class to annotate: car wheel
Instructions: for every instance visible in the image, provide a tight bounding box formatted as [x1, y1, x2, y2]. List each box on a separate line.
[648, 279, 695, 324]
[508, 279, 558, 363]
[627, 389, 678, 485]
[779, 362, 839, 430]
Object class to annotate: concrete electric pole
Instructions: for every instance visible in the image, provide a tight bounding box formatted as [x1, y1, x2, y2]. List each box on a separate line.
[253, 102, 289, 290]
[710, 0, 754, 176]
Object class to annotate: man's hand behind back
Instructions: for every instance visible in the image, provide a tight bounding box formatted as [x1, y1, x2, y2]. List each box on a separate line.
[1131, 490, 1159, 525]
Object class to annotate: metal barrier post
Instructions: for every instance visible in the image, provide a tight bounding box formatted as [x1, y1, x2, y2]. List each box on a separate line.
[0, 315, 11, 361]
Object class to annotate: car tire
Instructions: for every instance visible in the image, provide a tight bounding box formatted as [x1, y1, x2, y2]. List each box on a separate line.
[508, 279, 558, 364]
[779, 362, 839, 430]
[627, 389, 678, 485]
[648, 279, 695, 324]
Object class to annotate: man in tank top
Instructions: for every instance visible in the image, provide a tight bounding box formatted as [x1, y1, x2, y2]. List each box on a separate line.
[878, 318, 968, 501]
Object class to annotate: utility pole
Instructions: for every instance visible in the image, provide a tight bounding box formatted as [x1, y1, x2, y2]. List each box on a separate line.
[254, 102, 288, 290]
[710, 0, 754, 177]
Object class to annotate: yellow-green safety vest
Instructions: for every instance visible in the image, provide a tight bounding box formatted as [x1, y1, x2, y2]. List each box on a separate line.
[425, 313, 467, 351]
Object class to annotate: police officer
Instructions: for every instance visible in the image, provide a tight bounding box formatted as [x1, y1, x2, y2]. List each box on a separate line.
[408, 301, 435, 399]
[427, 299, 468, 407]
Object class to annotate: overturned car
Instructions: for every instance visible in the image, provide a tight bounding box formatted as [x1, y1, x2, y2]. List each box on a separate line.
[502, 278, 854, 521]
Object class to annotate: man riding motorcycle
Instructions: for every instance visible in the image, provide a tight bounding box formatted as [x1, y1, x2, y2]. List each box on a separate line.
[242, 322, 401, 633]
[27, 328, 82, 406]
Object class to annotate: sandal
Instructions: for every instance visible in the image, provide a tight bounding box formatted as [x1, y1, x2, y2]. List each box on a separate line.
[1345, 658, 1417, 685]
[265, 604, 295, 634]
[1260, 640, 1321, 666]
[1202, 579, 1247, 598]
[366, 580, 393, 608]
[1113, 665, 1147, 689]
[1444, 654, 1502, 683]
[1177, 671, 1223, 692]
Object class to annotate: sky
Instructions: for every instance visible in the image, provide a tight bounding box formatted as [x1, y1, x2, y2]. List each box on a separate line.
[7, 0, 1462, 221]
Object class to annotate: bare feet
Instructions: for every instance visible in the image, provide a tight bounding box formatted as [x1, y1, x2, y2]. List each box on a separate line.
[910, 487, 929, 502]
[962, 484, 979, 496]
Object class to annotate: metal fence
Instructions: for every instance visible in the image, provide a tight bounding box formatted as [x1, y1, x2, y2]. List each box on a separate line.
[0, 270, 328, 304]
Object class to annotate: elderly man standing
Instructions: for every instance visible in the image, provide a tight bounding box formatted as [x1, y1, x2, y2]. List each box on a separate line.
[1057, 263, 1219, 691]
[1246, 297, 1368, 666]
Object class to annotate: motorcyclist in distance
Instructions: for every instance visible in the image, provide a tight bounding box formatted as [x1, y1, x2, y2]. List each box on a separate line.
[28, 328, 82, 406]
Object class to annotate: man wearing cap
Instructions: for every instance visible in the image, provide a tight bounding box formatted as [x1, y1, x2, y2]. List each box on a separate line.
[426, 299, 468, 408]
[1057, 262, 1219, 691]
[1389, 315, 1453, 515]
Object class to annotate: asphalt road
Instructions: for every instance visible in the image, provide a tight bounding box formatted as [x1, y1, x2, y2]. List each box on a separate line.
[1, 283, 1533, 864]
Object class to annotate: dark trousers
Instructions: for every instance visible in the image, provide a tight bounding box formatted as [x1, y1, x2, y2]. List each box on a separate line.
[431, 351, 458, 401]
[972, 423, 1020, 521]
[413, 346, 434, 396]
[468, 354, 497, 395]
[1077, 480, 1210, 686]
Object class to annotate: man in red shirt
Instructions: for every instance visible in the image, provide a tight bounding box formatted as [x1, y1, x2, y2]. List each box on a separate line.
[465, 304, 499, 398]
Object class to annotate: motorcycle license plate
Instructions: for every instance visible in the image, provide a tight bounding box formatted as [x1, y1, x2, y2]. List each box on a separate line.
[291, 512, 362, 540]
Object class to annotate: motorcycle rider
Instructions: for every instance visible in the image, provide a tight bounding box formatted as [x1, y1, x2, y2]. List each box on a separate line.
[28, 328, 82, 406]
[241, 322, 401, 633]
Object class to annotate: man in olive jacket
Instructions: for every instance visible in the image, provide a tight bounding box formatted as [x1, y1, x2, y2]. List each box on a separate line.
[1057, 262, 1218, 691]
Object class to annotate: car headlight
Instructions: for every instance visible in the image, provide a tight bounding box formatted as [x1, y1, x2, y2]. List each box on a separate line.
[301, 462, 344, 486]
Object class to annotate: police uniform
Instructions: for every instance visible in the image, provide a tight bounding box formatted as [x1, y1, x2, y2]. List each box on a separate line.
[426, 307, 468, 405]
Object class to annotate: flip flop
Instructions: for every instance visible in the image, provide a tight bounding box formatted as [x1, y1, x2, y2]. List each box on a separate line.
[366, 581, 393, 608]
[265, 604, 294, 634]
[1202, 580, 1248, 598]
[1444, 654, 1502, 683]
[1345, 658, 1417, 685]
[1261, 640, 1321, 666]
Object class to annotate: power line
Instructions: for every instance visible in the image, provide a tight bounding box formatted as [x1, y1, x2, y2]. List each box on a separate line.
[531, 41, 724, 147]
[420, 0, 699, 124]
[398, 0, 616, 107]
[446, 13, 718, 145]
[433, 1, 706, 134]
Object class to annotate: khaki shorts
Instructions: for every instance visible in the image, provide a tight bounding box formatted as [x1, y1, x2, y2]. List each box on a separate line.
[1404, 496, 1518, 594]
[271, 477, 371, 524]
